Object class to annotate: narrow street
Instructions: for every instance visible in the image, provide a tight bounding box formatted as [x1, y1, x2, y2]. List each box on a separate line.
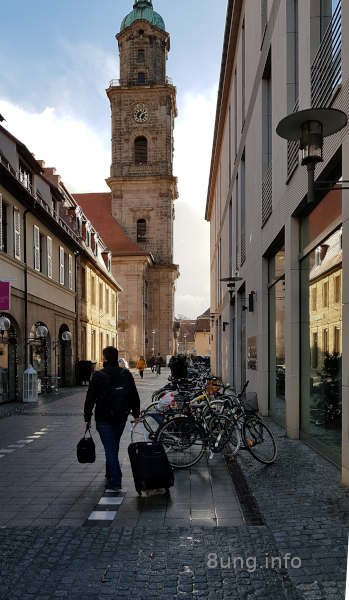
[0, 370, 347, 599]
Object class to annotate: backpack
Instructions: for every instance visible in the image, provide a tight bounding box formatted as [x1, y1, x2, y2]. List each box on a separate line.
[101, 368, 130, 421]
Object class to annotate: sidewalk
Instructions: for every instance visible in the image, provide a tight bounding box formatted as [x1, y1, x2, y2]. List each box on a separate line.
[0, 371, 347, 598]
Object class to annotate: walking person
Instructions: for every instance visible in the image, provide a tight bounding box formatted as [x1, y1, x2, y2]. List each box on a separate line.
[84, 346, 140, 491]
[136, 355, 147, 379]
[149, 356, 156, 373]
[155, 353, 163, 376]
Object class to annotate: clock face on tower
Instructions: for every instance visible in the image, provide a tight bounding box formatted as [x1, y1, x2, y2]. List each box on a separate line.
[133, 103, 149, 123]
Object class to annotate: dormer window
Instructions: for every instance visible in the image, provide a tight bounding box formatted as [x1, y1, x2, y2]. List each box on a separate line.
[86, 223, 91, 247]
[135, 137, 148, 164]
[19, 161, 33, 193]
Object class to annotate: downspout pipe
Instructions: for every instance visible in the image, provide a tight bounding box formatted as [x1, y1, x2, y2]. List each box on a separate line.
[74, 251, 80, 385]
[23, 208, 30, 373]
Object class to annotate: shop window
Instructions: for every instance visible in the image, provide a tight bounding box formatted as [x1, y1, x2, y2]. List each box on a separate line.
[300, 223, 342, 464]
[135, 137, 148, 164]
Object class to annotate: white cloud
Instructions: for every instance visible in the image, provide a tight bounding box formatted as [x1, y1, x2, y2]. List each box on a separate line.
[173, 87, 217, 317]
[0, 99, 109, 192]
[0, 79, 218, 318]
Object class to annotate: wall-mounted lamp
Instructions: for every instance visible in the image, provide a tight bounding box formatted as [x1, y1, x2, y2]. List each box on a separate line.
[220, 275, 243, 305]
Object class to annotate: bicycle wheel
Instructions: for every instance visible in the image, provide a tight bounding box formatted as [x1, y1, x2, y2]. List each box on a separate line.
[242, 416, 277, 464]
[141, 402, 165, 436]
[155, 416, 205, 469]
[207, 414, 240, 454]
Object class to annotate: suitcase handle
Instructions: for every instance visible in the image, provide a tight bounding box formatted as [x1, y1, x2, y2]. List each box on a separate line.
[130, 421, 149, 443]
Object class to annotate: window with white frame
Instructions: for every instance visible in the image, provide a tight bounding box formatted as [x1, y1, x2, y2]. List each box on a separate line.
[33, 225, 41, 271]
[59, 246, 64, 285]
[68, 255, 73, 290]
[47, 237, 53, 278]
[14, 208, 21, 260]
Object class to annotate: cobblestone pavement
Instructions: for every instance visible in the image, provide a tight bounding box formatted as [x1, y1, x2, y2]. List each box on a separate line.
[236, 422, 349, 600]
[0, 370, 347, 598]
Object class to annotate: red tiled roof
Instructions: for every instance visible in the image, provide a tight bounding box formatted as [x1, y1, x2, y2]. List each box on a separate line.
[74, 193, 149, 257]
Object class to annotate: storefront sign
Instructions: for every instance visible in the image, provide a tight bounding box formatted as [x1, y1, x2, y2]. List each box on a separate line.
[0, 282, 11, 311]
[247, 336, 257, 370]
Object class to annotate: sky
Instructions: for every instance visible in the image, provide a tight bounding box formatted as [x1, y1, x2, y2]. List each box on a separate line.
[0, 0, 227, 318]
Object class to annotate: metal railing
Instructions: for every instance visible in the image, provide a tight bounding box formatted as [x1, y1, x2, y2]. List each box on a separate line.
[287, 98, 299, 179]
[108, 76, 173, 88]
[0, 153, 81, 245]
[262, 164, 272, 226]
[311, 1, 342, 107]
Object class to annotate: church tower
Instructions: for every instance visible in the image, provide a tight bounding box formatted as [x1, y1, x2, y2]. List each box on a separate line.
[106, 0, 179, 361]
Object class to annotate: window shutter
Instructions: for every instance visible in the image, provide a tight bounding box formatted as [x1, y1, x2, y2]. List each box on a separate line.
[14, 209, 21, 259]
[0, 194, 3, 252]
[33, 225, 40, 271]
[47, 237, 52, 279]
[59, 246, 64, 285]
[68, 255, 73, 290]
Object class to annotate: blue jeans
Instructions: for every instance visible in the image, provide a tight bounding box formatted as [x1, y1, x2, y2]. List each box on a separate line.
[96, 420, 127, 488]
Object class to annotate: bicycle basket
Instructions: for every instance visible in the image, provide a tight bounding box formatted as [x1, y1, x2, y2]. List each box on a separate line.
[242, 392, 259, 413]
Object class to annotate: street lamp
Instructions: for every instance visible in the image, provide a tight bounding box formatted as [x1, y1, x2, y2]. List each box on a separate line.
[276, 108, 347, 204]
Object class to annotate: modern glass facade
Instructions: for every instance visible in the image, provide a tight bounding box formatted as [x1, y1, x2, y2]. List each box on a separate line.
[268, 247, 285, 426]
[300, 190, 342, 464]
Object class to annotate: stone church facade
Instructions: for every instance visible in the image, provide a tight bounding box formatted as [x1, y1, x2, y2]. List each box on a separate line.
[76, 0, 179, 364]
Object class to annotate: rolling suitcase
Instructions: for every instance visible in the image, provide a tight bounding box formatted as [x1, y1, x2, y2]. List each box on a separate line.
[128, 441, 174, 496]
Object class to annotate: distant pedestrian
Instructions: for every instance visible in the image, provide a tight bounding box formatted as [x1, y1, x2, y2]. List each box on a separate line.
[149, 356, 156, 372]
[136, 356, 147, 379]
[155, 353, 163, 375]
[84, 346, 140, 491]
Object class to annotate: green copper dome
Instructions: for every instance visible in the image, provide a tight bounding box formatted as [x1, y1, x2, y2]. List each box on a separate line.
[120, 0, 165, 32]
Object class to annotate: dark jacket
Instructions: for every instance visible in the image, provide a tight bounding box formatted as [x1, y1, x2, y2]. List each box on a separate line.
[84, 363, 140, 423]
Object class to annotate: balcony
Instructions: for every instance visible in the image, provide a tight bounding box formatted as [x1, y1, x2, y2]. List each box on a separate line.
[108, 76, 173, 88]
[311, 1, 342, 108]
[0, 153, 81, 245]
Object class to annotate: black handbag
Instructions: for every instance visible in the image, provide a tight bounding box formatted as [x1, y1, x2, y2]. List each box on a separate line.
[77, 429, 96, 463]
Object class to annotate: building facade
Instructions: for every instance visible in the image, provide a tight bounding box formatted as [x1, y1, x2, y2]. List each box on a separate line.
[206, 0, 349, 483]
[76, 0, 179, 365]
[0, 125, 121, 400]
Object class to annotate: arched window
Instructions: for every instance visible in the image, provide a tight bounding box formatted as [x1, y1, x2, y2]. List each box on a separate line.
[137, 219, 147, 242]
[134, 137, 148, 164]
